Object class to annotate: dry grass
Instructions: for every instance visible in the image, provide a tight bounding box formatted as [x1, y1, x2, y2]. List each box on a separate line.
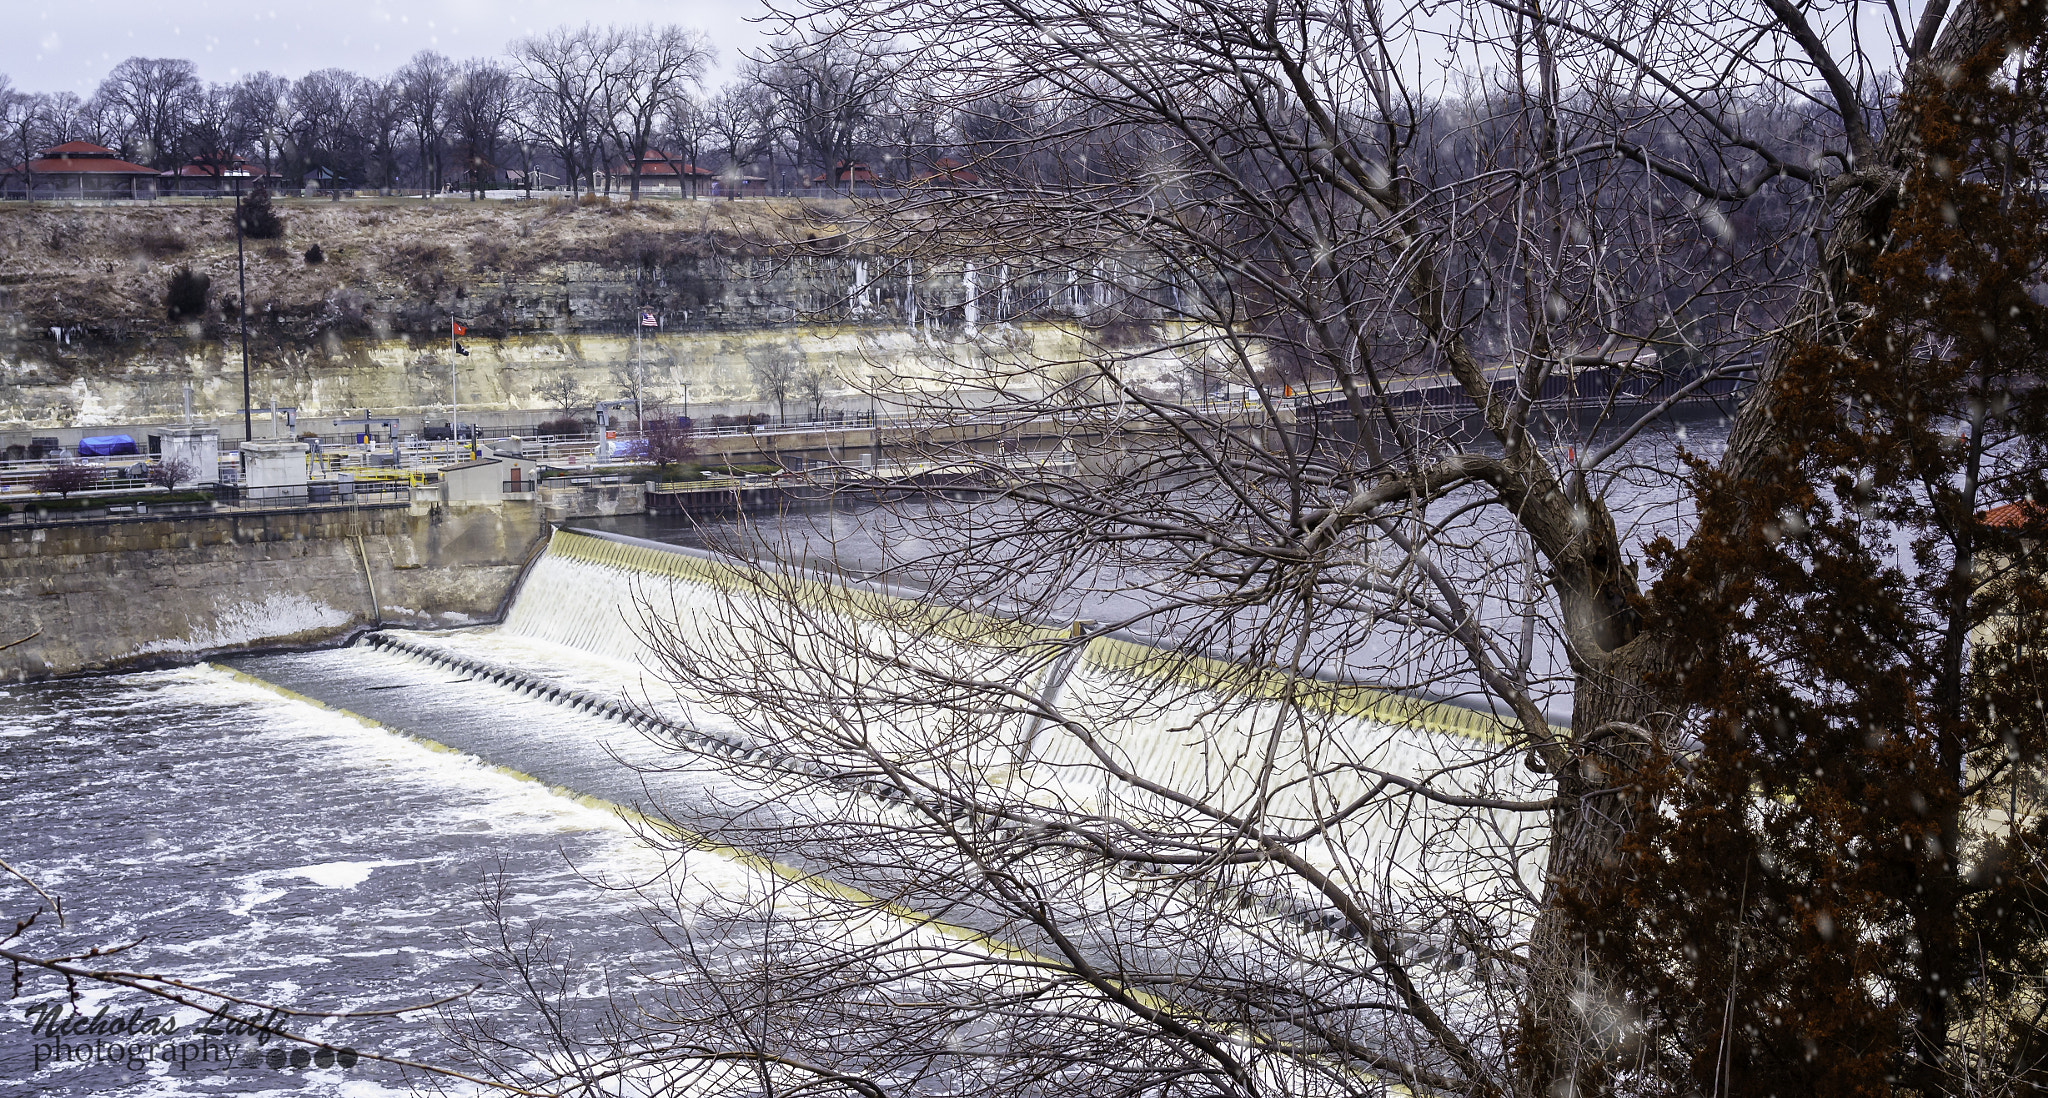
[0, 197, 868, 337]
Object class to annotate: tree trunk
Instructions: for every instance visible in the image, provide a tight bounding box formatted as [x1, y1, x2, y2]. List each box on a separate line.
[1523, 638, 1668, 1097]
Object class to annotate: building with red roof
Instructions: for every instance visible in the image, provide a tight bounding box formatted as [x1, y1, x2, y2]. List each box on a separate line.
[160, 156, 285, 196]
[1982, 502, 2043, 530]
[1974, 499, 2044, 661]
[602, 149, 715, 197]
[806, 161, 883, 192]
[2, 142, 159, 200]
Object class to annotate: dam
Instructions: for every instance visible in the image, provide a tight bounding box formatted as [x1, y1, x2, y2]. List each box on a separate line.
[2, 519, 1549, 1096]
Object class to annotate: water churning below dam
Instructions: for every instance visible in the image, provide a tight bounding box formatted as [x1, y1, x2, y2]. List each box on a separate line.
[2, 522, 1549, 1096]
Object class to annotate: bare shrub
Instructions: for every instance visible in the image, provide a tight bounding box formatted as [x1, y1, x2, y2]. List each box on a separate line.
[643, 418, 695, 466]
[136, 230, 187, 259]
[34, 464, 99, 498]
[146, 455, 196, 488]
[395, 241, 452, 267]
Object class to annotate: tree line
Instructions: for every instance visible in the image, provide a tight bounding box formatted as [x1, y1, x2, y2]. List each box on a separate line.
[0, 28, 965, 200]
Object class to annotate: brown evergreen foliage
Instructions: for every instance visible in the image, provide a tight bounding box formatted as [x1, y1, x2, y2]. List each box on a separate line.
[1576, 7, 2048, 1093]
[237, 184, 285, 240]
[163, 266, 210, 321]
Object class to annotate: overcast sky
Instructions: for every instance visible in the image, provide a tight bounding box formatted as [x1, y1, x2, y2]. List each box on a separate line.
[9, 0, 774, 96]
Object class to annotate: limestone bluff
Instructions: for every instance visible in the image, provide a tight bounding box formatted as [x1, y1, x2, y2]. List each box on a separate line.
[0, 197, 1177, 431]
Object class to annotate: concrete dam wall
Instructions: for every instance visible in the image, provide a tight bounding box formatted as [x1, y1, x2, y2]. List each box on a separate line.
[470, 527, 1548, 890]
[0, 501, 546, 680]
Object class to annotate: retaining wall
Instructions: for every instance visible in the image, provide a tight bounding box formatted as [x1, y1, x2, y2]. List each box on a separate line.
[0, 500, 546, 680]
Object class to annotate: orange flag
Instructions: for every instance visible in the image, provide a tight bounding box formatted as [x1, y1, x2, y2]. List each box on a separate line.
[452, 321, 467, 336]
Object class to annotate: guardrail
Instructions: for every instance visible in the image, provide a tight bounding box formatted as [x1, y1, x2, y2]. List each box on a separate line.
[210, 480, 414, 506]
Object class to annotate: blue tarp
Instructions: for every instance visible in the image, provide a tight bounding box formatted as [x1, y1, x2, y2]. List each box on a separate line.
[77, 435, 138, 456]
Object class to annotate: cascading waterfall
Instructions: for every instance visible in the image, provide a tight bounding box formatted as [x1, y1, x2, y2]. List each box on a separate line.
[431, 528, 1550, 893]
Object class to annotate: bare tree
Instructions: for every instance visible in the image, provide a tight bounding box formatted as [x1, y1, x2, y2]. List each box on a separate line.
[510, 24, 614, 198]
[94, 57, 200, 167]
[284, 69, 364, 193]
[748, 353, 797, 422]
[354, 77, 407, 194]
[707, 81, 777, 196]
[757, 35, 895, 194]
[230, 72, 290, 182]
[449, 59, 517, 199]
[0, 81, 51, 199]
[179, 82, 247, 183]
[397, 50, 455, 195]
[600, 24, 714, 200]
[534, 373, 585, 414]
[796, 362, 833, 419]
[870, 77, 943, 184]
[664, 92, 714, 199]
[554, 0, 2041, 1095]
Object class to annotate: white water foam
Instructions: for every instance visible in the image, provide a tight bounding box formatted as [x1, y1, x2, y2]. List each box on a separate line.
[134, 593, 354, 657]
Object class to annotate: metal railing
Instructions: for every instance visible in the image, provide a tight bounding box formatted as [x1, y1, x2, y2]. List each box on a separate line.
[210, 479, 414, 506]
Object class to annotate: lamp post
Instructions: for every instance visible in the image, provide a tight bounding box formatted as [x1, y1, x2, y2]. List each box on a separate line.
[228, 169, 253, 447]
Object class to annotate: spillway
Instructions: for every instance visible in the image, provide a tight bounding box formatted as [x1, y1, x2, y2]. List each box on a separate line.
[308, 526, 1551, 920]
[3, 523, 1558, 1095]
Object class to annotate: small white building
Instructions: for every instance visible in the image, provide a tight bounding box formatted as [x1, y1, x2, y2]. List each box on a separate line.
[149, 427, 220, 486]
[241, 440, 309, 499]
[441, 452, 539, 503]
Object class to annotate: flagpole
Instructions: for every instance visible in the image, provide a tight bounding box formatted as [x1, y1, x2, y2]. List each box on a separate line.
[450, 314, 458, 445]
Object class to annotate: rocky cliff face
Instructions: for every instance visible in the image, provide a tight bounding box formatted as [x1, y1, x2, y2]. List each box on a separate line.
[0, 198, 1163, 427]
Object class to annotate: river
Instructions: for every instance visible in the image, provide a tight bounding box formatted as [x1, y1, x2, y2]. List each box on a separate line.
[0, 407, 1733, 1096]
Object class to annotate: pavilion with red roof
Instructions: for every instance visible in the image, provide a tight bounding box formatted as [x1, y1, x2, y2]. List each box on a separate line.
[604, 149, 715, 197]
[2, 141, 159, 200]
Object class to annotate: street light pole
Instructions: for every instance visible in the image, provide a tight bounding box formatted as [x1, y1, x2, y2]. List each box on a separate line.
[234, 175, 251, 446]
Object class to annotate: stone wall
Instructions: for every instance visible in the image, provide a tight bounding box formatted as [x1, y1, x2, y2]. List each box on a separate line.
[0, 500, 546, 680]
[539, 483, 647, 522]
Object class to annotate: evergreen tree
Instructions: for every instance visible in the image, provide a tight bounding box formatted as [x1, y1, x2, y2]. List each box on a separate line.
[1578, 5, 2048, 1092]
[237, 183, 284, 239]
